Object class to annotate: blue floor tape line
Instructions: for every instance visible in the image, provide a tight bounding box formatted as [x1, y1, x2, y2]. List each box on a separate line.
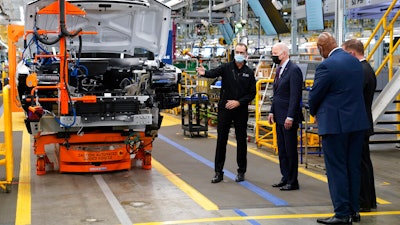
[158, 134, 289, 206]
[234, 209, 262, 225]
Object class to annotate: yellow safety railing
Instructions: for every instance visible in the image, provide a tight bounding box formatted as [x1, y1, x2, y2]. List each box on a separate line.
[0, 85, 14, 192]
[254, 78, 317, 155]
[364, 0, 400, 77]
[254, 79, 277, 153]
[363, 0, 400, 140]
[181, 71, 197, 96]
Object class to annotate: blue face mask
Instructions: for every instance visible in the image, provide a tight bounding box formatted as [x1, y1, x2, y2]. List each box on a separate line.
[234, 54, 246, 63]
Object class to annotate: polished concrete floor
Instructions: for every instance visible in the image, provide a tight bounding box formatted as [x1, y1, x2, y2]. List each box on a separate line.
[1, 112, 400, 225]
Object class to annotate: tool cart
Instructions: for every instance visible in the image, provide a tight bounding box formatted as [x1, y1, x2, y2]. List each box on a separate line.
[181, 93, 209, 137]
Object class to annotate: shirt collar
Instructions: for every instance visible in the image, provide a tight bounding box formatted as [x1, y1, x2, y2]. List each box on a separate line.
[328, 47, 341, 57]
[280, 59, 289, 70]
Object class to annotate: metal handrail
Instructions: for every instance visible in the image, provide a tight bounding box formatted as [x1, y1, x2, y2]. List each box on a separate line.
[364, 0, 400, 77]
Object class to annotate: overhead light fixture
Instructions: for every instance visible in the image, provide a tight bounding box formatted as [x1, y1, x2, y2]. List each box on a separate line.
[165, 0, 188, 10]
[272, 0, 283, 10]
[200, 19, 209, 27]
[16, 6, 25, 25]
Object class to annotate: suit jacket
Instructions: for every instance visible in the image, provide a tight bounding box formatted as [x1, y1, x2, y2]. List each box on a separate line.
[309, 48, 369, 135]
[361, 60, 377, 136]
[270, 60, 304, 125]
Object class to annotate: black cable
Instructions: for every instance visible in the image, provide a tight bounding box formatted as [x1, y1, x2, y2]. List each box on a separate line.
[59, 0, 82, 38]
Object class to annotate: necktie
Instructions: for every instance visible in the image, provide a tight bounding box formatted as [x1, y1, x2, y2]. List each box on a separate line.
[276, 66, 282, 79]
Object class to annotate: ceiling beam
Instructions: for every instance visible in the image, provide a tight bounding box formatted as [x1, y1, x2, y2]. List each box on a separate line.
[186, 11, 227, 19]
[197, 0, 241, 13]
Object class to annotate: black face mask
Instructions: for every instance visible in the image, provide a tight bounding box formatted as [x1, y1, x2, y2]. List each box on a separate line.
[271, 55, 281, 65]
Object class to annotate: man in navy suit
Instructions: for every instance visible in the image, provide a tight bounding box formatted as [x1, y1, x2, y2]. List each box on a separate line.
[268, 42, 303, 191]
[309, 32, 369, 224]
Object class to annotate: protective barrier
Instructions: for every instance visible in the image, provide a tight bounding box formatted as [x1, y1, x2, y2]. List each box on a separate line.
[254, 79, 277, 153]
[0, 85, 14, 192]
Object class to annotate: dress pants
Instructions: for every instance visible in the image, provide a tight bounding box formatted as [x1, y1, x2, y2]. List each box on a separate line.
[276, 123, 299, 186]
[359, 133, 377, 209]
[214, 106, 248, 174]
[321, 130, 364, 217]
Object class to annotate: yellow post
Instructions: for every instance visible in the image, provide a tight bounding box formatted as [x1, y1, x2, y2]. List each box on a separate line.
[0, 85, 13, 192]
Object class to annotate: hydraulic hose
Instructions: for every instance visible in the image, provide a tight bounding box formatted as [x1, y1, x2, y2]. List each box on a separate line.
[34, 0, 82, 45]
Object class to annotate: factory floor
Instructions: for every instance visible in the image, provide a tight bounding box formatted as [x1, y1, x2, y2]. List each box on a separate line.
[1, 112, 400, 225]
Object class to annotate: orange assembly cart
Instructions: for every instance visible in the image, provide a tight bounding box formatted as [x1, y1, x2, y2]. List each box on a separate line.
[14, 0, 179, 175]
[33, 131, 154, 175]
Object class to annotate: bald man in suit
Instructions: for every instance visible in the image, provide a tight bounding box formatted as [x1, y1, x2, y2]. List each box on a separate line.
[309, 32, 369, 225]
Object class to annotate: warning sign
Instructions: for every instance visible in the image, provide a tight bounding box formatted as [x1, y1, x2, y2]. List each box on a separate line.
[59, 144, 129, 162]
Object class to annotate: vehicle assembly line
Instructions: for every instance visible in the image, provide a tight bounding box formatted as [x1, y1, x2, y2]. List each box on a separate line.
[0, 0, 400, 224]
[13, 0, 181, 175]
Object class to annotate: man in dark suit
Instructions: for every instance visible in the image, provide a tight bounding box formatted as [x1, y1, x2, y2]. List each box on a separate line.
[267, 42, 303, 191]
[309, 32, 369, 225]
[342, 39, 377, 213]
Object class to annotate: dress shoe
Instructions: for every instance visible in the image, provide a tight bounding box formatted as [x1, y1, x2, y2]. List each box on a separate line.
[235, 173, 245, 182]
[352, 212, 360, 222]
[279, 184, 299, 191]
[211, 172, 223, 183]
[317, 216, 352, 224]
[272, 181, 286, 188]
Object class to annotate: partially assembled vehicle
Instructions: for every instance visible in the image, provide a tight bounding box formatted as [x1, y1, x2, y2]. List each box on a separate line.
[17, 0, 181, 174]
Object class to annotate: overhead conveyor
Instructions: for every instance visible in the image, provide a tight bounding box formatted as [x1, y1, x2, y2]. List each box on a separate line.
[247, 0, 290, 35]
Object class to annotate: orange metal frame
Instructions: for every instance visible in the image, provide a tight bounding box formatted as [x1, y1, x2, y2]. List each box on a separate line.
[21, 0, 153, 175]
[24, 1, 97, 115]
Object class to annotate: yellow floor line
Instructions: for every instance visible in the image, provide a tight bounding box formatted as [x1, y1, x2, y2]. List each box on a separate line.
[161, 113, 181, 126]
[151, 158, 219, 211]
[15, 129, 31, 225]
[12, 111, 392, 225]
[133, 211, 400, 225]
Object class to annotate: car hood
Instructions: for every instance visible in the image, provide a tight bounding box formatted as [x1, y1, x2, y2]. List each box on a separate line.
[25, 0, 171, 58]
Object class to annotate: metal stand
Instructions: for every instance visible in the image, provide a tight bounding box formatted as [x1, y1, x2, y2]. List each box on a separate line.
[181, 93, 209, 137]
[303, 106, 324, 169]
